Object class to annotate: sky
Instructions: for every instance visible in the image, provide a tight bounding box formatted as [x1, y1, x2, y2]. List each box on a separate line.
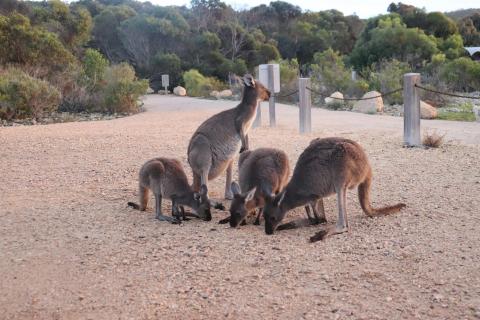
[146, 0, 479, 18]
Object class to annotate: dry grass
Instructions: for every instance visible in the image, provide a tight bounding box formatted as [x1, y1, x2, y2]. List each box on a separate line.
[423, 130, 445, 148]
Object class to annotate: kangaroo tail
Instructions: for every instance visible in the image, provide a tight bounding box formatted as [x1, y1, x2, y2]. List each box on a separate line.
[127, 202, 141, 210]
[358, 175, 406, 217]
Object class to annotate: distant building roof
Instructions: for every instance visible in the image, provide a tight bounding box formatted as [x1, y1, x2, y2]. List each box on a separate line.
[465, 47, 480, 56]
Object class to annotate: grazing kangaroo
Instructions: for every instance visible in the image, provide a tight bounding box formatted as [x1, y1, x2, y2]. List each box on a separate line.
[187, 74, 271, 199]
[263, 137, 406, 241]
[127, 157, 212, 224]
[218, 148, 291, 227]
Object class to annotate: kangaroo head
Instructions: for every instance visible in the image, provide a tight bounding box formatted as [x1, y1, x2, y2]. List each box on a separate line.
[228, 182, 256, 228]
[193, 184, 212, 221]
[263, 190, 287, 235]
[242, 74, 271, 102]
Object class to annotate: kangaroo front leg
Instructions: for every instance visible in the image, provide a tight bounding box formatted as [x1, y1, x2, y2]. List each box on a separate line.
[224, 162, 234, 200]
[254, 208, 263, 225]
[239, 130, 249, 153]
[155, 193, 180, 224]
[311, 199, 327, 224]
[310, 188, 348, 242]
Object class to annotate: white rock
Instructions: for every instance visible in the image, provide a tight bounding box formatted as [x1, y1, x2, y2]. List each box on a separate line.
[325, 91, 344, 105]
[173, 86, 186, 96]
[146, 87, 154, 94]
[473, 106, 480, 122]
[210, 90, 220, 98]
[420, 101, 438, 119]
[353, 91, 384, 114]
[218, 89, 233, 98]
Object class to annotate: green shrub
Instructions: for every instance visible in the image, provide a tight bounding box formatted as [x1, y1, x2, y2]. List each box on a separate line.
[99, 63, 149, 113]
[311, 48, 352, 93]
[277, 58, 299, 103]
[183, 69, 226, 97]
[364, 59, 411, 104]
[440, 57, 480, 91]
[0, 68, 60, 120]
[83, 48, 109, 89]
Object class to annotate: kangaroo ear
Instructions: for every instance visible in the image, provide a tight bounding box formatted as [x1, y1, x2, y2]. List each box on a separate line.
[245, 187, 257, 202]
[273, 190, 286, 207]
[243, 74, 256, 88]
[231, 181, 241, 196]
[199, 184, 208, 196]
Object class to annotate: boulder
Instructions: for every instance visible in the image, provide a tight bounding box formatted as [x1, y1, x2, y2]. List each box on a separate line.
[420, 101, 438, 119]
[218, 89, 233, 98]
[173, 86, 186, 96]
[325, 91, 344, 105]
[210, 90, 220, 98]
[473, 106, 480, 122]
[352, 91, 383, 114]
[146, 87, 154, 94]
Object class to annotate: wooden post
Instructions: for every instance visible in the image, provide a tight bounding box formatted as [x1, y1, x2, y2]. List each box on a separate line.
[268, 64, 276, 127]
[403, 73, 421, 147]
[298, 78, 311, 134]
[253, 101, 261, 128]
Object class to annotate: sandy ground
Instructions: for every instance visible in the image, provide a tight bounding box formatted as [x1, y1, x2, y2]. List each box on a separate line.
[1, 95, 479, 320]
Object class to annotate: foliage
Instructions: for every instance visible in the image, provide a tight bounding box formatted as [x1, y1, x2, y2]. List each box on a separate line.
[363, 59, 411, 104]
[437, 103, 476, 121]
[182, 69, 225, 97]
[0, 68, 61, 120]
[0, 13, 75, 77]
[440, 57, 480, 91]
[99, 63, 149, 113]
[350, 15, 438, 69]
[277, 58, 299, 103]
[83, 48, 109, 89]
[311, 48, 352, 93]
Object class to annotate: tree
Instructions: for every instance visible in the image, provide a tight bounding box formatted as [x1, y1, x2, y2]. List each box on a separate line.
[350, 16, 438, 69]
[0, 13, 75, 77]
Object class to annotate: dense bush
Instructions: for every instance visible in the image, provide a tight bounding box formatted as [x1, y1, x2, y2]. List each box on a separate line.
[277, 59, 299, 103]
[0, 68, 61, 120]
[183, 69, 226, 97]
[99, 63, 149, 113]
[364, 59, 411, 104]
[310, 48, 352, 94]
[440, 57, 480, 91]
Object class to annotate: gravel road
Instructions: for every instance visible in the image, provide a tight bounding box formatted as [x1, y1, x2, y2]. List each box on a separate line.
[1, 95, 479, 319]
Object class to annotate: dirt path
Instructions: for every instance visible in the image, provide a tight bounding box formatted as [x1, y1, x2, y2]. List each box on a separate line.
[1, 95, 479, 319]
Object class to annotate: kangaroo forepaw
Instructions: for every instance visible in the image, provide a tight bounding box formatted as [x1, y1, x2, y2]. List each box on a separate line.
[277, 221, 298, 231]
[310, 230, 328, 242]
[214, 203, 225, 210]
[218, 217, 230, 224]
[253, 218, 261, 226]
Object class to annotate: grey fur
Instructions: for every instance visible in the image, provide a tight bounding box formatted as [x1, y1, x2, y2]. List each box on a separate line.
[127, 157, 211, 223]
[263, 137, 406, 241]
[220, 148, 292, 227]
[188, 74, 270, 199]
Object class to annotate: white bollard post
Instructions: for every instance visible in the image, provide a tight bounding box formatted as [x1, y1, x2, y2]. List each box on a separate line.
[298, 78, 311, 134]
[268, 64, 276, 127]
[403, 73, 421, 147]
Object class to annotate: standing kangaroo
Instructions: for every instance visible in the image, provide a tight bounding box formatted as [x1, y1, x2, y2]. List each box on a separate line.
[263, 137, 406, 241]
[127, 157, 212, 224]
[187, 74, 271, 199]
[218, 148, 291, 227]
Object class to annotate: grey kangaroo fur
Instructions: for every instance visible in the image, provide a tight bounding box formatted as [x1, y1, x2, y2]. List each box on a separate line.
[263, 137, 406, 241]
[218, 148, 292, 227]
[127, 157, 212, 224]
[187, 74, 270, 199]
